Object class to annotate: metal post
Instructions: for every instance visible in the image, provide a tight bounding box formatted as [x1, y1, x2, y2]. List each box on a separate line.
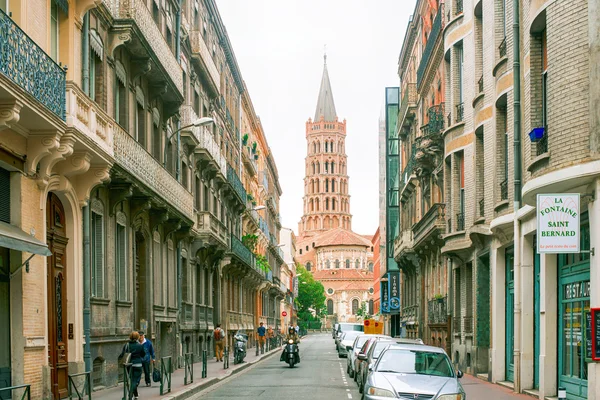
[82, 205, 91, 373]
[202, 349, 207, 378]
[223, 346, 229, 369]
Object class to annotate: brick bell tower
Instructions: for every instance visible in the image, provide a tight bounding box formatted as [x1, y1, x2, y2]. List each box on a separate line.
[298, 55, 352, 237]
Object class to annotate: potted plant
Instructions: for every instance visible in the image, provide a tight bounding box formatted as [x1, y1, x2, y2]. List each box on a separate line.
[242, 133, 249, 145]
[528, 127, 545, 142]
[252, 141, 257, 153]
[434, 293, 445, 302]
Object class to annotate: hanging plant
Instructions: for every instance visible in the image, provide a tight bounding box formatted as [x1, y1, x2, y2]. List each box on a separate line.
[252, 141, 257, 153]
[242, 133, 249, 145]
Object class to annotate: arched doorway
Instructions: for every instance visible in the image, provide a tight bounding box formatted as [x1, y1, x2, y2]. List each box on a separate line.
[46, 193, 69, 399]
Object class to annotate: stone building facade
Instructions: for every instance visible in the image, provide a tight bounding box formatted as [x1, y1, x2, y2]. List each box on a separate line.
[388, 0, 600, 398]
[0, 0, 283, 397]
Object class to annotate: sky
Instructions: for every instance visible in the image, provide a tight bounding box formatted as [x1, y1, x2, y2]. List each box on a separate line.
[215, 0, 413, 235]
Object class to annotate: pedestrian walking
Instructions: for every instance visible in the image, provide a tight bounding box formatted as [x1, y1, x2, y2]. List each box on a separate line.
[214, 323, 225, 362]
[294, 324, 300, 334]
[119, 331, 145, 400]
[267, 326, 274, 349]
[257, 322, 266, 354]
[138, 331, 155, 387]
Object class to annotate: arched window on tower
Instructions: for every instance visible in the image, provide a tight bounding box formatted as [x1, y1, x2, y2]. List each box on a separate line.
[316, 198, 320, 211]
[316, 179, 320, 193]
[352, 299, 359, 315]
[312, 162, 315, 175]
[331, 179, 335, 192]
[335, 259, 340, 269]
[331, 161, 335, 174]
[310, 198, 314, 211]
[368, 262, 374, 272]
[327, 299, 334, 315]
[332, 198, 336, 210]
[306, 262, 312, 272]
[311, 180, 315, 193]
[345, 259, 350, 269]
[325, 179, 329, 192]
[325, 198, 329, 210]
[313, 142, 317, 154]
[317, 162, 320, 173]
[325, 142, 328, 152]
[326, 260, 331, 269]
[355, 259, 360, 268]
[331, 141, 335, 152]
[324, 162, 329, 173]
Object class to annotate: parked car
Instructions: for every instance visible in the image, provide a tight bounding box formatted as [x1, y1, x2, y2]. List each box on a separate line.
[346, 334, 389, 379]
[363, 343, 464, 400]
[356, 338, 425, 393]
[332, 323, 340, 339]
[334, 322, 363, 349]
[337, 331, 362, 358]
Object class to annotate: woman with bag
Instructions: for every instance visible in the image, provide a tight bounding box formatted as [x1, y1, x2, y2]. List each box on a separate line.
[119, 331, 146, 399]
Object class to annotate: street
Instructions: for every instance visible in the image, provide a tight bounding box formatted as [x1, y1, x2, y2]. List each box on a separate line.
[192, 334, 530, 400]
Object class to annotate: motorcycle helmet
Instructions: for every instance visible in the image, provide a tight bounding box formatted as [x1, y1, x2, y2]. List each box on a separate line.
[288, 326, 295, 334]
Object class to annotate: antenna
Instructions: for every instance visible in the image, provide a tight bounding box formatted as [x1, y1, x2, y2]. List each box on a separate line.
[324, 44, 327, 65]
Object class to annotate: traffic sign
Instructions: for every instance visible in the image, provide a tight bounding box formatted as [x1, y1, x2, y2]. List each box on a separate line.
[281, 311, 287, 317]
[364, 320, 370, 326]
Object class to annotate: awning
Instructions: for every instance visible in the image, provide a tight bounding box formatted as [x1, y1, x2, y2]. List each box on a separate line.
[0, 221, 51, 256]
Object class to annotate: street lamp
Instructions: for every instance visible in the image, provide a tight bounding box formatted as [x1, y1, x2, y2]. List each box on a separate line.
[252, 205, 266, 211]
[163, 117, 215, 170]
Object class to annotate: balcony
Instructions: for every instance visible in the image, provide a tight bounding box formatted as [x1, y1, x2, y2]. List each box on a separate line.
[412, 203, 446, 248]
[500, 178, 509, 201]
[415, 104, 445, 177]
[394, 229, 416, 269]
[536, 130, 548, 155]
[103, 0, 183, 100]
[499, 37, 507, 58]
[226, 164, 247, 205]
[190, 31, 220, 95]
[194, 211, 228, 248]
[456, 212, 465, 231]
[428, 297, 448, 325]
[259, 216, 270, 238]
[464, 316, 473, 334]
[229, 234, 255, 269]
[417, 8, 443, 89]
[398, 83, 418, 131]
[65, 83, 113, 156]
[401, 146, 417, 187]
[113, 126, 194, 219]
[0, 9, 66, 121]
[242, 145, 258, 176]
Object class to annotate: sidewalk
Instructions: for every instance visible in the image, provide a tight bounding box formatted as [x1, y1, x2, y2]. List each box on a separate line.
[94, 346, 280, 400]
[462, 374, 532, 399]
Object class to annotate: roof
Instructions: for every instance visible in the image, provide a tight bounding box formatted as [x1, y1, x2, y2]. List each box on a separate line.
[314, 58, 337, 121]
[321, 280, 373, 291]
[313, 228, 373, 248]
[312, 268, 373, 281]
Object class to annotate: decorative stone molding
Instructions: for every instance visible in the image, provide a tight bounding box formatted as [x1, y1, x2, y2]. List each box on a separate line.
[36, 133, 76, 188]
[55, 152, 92, 177]
[25, 131, 62, 175]
[0, 100, 22, 131]
[74, 166, 111, 207]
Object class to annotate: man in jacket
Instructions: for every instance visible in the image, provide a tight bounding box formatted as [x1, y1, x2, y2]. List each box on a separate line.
[138, 331, 155, 387]
[257, 322, 266, 354]
[214, 323, 225, 362]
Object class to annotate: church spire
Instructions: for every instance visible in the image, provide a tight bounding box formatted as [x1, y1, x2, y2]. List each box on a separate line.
[314, 55, 337, 122]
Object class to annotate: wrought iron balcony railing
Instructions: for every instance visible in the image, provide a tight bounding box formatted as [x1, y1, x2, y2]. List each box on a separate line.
[428, 297, 448, 325]
[463, 315, 474, 334]
[230, 233, 255, 269]
[455, 103, 464, 123]
[0, 9, 66, 120]
[190, 30, 220, 92]
[456, 212, 465, 231]
[478, 75, 484, 93]
[499, 37, 507, 58]
[103, 0, 183, 95]
[453, 316, 461, 333]
[226, 164, 247, 204]
[500, 178, 509, 201]
[113, 126, 194, 219]
[399, 83, 418, 128]
[425, 103, 445, 135]
[536, 130, 548, 155]
[417, 8, 443, 88]
[455, 0, 463, 15]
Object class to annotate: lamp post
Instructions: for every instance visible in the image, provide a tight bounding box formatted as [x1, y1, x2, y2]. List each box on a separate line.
[163, 117, 214, 171]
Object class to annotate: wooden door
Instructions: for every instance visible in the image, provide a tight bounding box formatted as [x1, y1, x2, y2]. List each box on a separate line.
[46, 193, 69, 399]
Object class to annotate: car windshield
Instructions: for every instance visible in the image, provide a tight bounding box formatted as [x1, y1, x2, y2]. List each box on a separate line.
[375, 349, 454, 377]
[372, 341, 394, 359]
[342, 331, 361, 342]
[354, 335, 371, 349]
[339, 323, 363, 332]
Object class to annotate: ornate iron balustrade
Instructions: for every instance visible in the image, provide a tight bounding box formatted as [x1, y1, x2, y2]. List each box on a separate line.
[113, 126, 194, 219]
[463, 316, 474, 334]
[456, 212, 465, 231]
[399, 83, 417, 127]
[103, 0, 183, 95]
[417, 8, 443, 88]
[427, 103, 445, 134]
[226, 164, 247, 204]
[0, 9, 66, 120]
[455, 0, 463, 15]
[428, 297, 448, 325]
[455, 103, 464, 123]
[499, 37, 507, 58]
[412, 203, 446, 245]
[196, 211, 228, 245]
[500, 178, 509, 201]
[402, 144, 417, 185]
[230, 233, 255, 268]
[453, 316, 461, 333]
[479, 198, 485, 218]
[190, 30, 220, 91]
[478, 75, 484, 93]
[259, 216, 270, 238]
[536, 130, 548, 155]
[181, 105, 227, 176]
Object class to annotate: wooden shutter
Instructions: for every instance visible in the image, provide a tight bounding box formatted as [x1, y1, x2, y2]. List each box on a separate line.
[92, 212, 104, 297]
[117, 223, 127, 300]
[153, 232, 162, 306]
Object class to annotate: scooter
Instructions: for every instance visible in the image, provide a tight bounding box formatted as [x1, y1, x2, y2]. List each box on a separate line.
[233, 333, 247, 364]
[283, 339, 300, 368]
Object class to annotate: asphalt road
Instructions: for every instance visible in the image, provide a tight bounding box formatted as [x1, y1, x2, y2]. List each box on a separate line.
[192, 333, 361, 400]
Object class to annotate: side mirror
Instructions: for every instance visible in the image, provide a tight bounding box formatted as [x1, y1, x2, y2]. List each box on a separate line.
[346, 345, 352, 351]
[368, 363, 374, 371]
[357, 354, 367, 361]
[457, 370, 463, 378]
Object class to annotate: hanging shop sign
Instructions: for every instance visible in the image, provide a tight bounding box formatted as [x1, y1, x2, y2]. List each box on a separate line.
[389, 271, 401, 314]
[592, 308, 600, 361]
[381, 274, 390, 314]
[537, 194, 580, 253]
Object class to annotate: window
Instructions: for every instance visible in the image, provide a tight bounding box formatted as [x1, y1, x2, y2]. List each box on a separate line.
[355, 259, 360, 269]
[116, 217, 128, 301]
[182, 258, 190, 303]
[195, 176, 201, 210]
[335, 259, 340, 269]
[325, 198, 329, 210]
[331, 162, 335, 174]
[50, 2, 59, 61]
[332, 198, 336, 210]
[89, 30, 104, 105]
[368, 300, 374, 315]
[326, 260, 330, 269]
[345, 259, 350, 269]
[153, 231, 163, 305]
[91, 203, 105, 298]
[203, 182, 209, 211]
[368, 262, 374, 272]
[152, 112, 161, 161]
[331, 179, 335, 192]
[115, 65, 127, 128]
[153, 1, 160, 24]
[182, 162, 189, 190]
[0, 0, 7, 12]
[136, 90, 146, 148]
[0, 168, 9, 223]
[327, 299, 334, 315]
[306, 262, 312, 272]
[325, 179, 329, 192]
[352, 299, 359, 315]
[325, 142, 328, 152]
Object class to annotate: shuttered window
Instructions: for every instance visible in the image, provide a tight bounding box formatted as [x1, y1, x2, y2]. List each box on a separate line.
[91, 210, 105, 297]
[0, 168, 10, 223]
[182, 257, 190, 303]
[153, 232, 162, 306]
[116, 222, 128, 301]
[168, 240, 176, 307]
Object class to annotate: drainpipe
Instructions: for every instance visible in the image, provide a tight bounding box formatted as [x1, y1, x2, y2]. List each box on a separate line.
[82, 205, 92, 373]
[82, 12, 90, 95]
[447, 257, 453, 355]
[512, 0, 522, 392]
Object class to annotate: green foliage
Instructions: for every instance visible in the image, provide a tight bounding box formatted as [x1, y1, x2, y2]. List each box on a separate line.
[295, 265, 326, 317]
[356, 302, 370, 319]
[252, 141, 257, 152]
[242, 234, 259, 252]
[242, 133, 249, 144]
[255, 254, 270, 272]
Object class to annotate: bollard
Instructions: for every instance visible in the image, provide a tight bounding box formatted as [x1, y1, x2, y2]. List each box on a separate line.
[223, 346, 229, 369]
[558, 387, 566, 399]
[202, 349, 207, 378]
[255, 340, 259, 356]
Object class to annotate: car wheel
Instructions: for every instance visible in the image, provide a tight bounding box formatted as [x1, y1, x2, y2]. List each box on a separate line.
[338, 352, 343, 358]
[353, 372, 357, 382]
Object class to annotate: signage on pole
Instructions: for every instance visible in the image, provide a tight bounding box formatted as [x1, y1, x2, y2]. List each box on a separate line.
[381, 274, 390, 314]
[537, 194, 580, 253]
[591, 308, 600, 361]
[389, 271, 401, 314]
[281, 311, 287, 317]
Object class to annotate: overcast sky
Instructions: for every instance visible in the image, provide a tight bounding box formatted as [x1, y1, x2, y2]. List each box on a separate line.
[216, 0, 413, 236]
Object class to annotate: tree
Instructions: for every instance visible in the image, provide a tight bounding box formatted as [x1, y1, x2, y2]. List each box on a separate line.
[356, 302, 370, 320]
[295, 264, 326, 319]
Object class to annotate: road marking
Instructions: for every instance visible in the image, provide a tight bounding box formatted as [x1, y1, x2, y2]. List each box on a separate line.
[346, 389, 350, 392]
[347, 394, 352, 399]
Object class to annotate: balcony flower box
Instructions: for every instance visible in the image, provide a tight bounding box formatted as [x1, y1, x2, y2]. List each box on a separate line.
[528, 127, 545, 142]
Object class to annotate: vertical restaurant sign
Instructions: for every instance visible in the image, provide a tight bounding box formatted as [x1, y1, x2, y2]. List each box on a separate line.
[389, 271, 401, 314]
[381, 274, 390, 314]
[537, 194, 580, 253]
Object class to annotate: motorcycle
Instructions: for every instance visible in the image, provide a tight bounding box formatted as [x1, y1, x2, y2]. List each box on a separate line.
[233, 333, 247, 364]
[283, 339, 300, 368]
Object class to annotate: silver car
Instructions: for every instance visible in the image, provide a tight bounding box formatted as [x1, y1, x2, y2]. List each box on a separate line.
[363, 343, 465, 400]
[347, 334, 390, 379]
[337, 331, 362, 358]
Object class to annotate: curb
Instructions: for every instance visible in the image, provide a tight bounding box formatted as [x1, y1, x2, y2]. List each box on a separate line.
[161, 349, 280, 400]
